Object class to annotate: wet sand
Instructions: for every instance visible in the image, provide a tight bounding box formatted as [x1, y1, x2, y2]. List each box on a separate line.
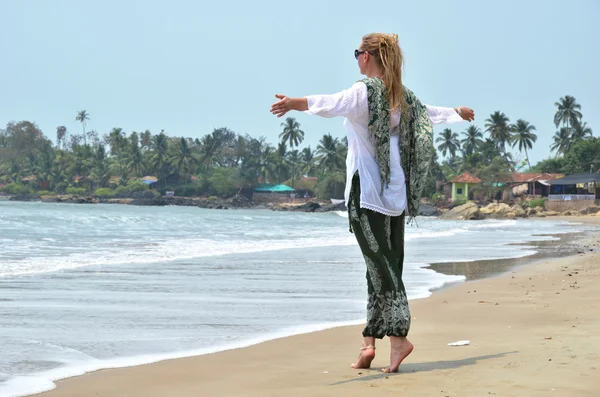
[429, 221, 592, 282]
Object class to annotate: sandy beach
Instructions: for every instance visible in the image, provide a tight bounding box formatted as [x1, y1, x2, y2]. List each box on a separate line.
[37, 216, 600, 397]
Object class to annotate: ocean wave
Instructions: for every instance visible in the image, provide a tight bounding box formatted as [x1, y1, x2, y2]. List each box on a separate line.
[406, 227, 468, 239]
[468, 219, 518, 229]
[2, 204, 596, 397]
[1, 320, 366, 397]
[0, 235, 357, 278]
[0, 268, 464, 397]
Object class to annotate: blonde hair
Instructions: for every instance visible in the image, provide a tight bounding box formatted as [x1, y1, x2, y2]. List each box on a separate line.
[361, 33, 404, 112]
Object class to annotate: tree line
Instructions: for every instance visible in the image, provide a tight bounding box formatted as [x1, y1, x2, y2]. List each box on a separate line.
[0, 112, 347, 198]
[432, 95, 596, 194]
[0, 95, 596, 200]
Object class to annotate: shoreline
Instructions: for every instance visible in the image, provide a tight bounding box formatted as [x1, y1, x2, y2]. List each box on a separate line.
[25, 216, 600, 397]
[5, 194, 599, 220]
[429, 224, 594, 283]
[1, 193, 347, 213]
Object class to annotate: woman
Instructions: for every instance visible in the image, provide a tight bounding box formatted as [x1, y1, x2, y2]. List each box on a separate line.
[270, 33, 474, 373]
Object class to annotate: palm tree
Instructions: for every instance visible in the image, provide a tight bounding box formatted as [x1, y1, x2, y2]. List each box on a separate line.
[286, 149, 302, 188]
[128, 143, 144, 177]
[75, 110, 90, 145]
[484, 111, 512, 153]
[7, 158, 23, 183]
[301, 146, 316, 176]
[571, 121, 593, 141]
[37, 144, 55, 189]
[258, 144, 277, 183]
[337, 137, 348, 160]
[444, 155, 462, 172]
[279, 117, 305, 148]
[50, 161, 70, 193]
[129, 131, 140, 149]
[170, 137, 198, 183]
[436, 128, 460, 158]
[237, 136, 264, 186]
[232, 135, 248, 167]
[25, 153, 38, 177]
[274, 141, 289, 183]
[198, 134, 223, 170]
[56, 126, 67, 150]
[108, 128, 126, 156]
[90, 145, 110, 188]
[510, 119, 537, 168]
[140, 130, 152, 150]
[70, 144, 93, 178]
[461, 126, 484, 156]
[550, 127, 572, 155]
[316, 134, 343, 172]
[109, 152, 130, 182]
[554, 95, 582, 132]
[149, 132, 169, 187]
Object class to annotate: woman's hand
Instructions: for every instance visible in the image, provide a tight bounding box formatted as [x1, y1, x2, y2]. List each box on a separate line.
[270, 95, 308, 118]
[458, 107, 475, 122]
[270, 94, 293, 118]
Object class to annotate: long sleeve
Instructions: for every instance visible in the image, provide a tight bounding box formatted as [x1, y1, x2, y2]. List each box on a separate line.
[425, 104, 463, 125]
[304, 82, 368, 121]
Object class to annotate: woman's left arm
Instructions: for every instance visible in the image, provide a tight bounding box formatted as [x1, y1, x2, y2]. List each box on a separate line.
[425, 105, 475, 125]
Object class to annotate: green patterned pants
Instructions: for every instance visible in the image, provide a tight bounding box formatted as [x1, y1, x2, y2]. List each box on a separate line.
[348, 173, 411, 338]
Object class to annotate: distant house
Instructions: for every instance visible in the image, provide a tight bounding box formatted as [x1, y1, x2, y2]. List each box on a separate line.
[108, 176, 122, 186]
[300, 176, 318, 183]
[72, 175, 92, 191]
[448, 172, 482, 202]
[547, 173, 600, 199]
[253, 184, 296, 204]
[254, 184, 295, 193]
[508, 173, 563, 197]
[141, 176, 158, 186]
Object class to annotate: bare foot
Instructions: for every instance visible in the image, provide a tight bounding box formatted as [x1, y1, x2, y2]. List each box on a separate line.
[351, 345, 376, 369]
[382, 337, 413, 373]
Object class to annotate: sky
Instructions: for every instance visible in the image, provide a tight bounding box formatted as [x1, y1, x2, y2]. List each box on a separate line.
[1, 0, 598, 166]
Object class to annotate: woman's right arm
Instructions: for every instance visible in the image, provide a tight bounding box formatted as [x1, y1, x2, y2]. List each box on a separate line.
[270, 82, 367, 120]
[270, 96, 308, 117]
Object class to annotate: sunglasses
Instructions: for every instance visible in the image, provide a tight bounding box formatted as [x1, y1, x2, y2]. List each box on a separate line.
[354, 49, 371, 59]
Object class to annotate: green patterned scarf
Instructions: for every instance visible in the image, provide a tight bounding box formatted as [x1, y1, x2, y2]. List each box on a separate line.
[360, 77, 434, 223]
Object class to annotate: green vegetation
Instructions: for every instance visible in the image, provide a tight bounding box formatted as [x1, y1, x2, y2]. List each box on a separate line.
[0, 95, 595, 201]
[0, 113, 348, 199]
[94, 188, 114, 198]
[453, 198, 468, 207]
[65, 187, 86, 195]
[437, 95, 595, 195]
[528, 198, 547, 208]
[0, 183, 32, 195]
[430, 192, 446, 206]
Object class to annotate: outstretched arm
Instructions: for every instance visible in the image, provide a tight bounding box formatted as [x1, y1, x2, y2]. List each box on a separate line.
[425, 105, 475, 124]
[270, 95, 308, 118]
[270, 83, 367, 120]
[455, 106, 475, 122]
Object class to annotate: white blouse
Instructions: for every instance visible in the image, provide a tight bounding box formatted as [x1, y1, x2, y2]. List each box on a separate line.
[305, 81, 464, 216]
